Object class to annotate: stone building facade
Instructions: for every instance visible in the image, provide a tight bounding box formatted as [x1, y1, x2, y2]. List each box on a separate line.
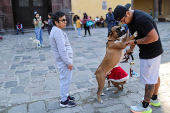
[0, 0, 73, 30]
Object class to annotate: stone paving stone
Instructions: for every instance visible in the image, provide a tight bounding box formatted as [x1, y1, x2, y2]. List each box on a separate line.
[72, 105, 85, 113]
[46, 99, 60, 111]
[19, 78, 29, 86]
[53, 108, 74, 113]
[76, 82, 93, 89]
[79, 91, 91, 100]
[10, 94, 31, 104]
[0, 90, 7, 101]
[151, 106, 164, 113]
[48, 66, 55, 70]
[10, 86, 25, 94]
[76, 74, 91, 82]
[8, 104, 27, 113]
[31, 91, 52, 101]
[19, 61, 30, 64]
[15, 70, 30, 74]
[28, 101, 46, 113]
[4, 81, 17, 88]
[119, 96, 135, 107]
[31, 70, 48, 76]
[89, 68, 97, 73]
[83, 104, 95, 113]
[98, 104, 125, 113]
[23, 56, 31, 60]
[77, 66, 88, 71]
[127, 93, 143, 103]
[92, 98, 121, 108]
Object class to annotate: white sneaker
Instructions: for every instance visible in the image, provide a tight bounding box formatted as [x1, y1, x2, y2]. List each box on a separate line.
[78, 36, 82, 37]
[41, 45, 44, 47]
[130, 103, 152, 113]
[142, 97, 161, 107]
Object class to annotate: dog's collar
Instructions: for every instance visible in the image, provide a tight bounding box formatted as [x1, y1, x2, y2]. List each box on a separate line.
[107, 37, 117, 41]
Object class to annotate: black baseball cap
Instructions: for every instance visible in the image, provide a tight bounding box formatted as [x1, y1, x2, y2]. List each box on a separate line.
[114, 3, 131, 21]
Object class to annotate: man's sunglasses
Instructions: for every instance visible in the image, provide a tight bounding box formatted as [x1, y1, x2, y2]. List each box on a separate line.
[59, 19, 67, 22]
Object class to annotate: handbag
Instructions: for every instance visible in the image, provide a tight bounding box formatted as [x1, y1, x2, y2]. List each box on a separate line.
[86, 20, 94, 27]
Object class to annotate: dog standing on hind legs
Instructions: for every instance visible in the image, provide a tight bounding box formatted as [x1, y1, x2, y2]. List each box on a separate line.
[95, 26, 138, 103]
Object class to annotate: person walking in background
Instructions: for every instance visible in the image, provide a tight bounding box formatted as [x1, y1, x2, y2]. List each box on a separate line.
[33, 12, 44, 47]
[76, 16, 82, 37]
[16, 22, 24, 35]
[73, 15, 78, 31]
[114, 3, 163, 113]
[95, 16, 100, 28]
[100, 16, 105, 28]
[49, 11, 76, 108]
[44, 12, 53, 34]
[90, 16, 95, 29]
[149, 9, 153, 17]
[82, 13, 91, 36]
[106, 7, 116, 33]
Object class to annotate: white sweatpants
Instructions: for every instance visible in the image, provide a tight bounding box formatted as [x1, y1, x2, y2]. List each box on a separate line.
[58, 63, 72, 102]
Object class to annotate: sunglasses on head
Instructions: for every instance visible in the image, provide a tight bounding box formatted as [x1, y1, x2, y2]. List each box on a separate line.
[59, 19, 67, 22]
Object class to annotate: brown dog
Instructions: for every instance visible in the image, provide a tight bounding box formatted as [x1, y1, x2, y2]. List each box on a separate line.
[95, 26, 137, 103]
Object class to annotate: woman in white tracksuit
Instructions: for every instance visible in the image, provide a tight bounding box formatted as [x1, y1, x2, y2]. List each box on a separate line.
[49, 11, 76, 108]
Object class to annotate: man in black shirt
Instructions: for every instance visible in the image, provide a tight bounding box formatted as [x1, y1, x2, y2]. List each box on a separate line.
[114, 3, 163, 113]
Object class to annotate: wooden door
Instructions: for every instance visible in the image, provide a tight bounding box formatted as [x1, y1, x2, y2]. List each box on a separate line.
[12, 0, 51, 28]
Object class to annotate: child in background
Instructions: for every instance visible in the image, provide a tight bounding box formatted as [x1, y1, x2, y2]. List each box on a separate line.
[16, 22, 24, 35]
[76, 16, 82, 37]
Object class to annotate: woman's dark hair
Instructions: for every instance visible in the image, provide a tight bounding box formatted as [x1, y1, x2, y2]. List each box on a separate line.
[34, 13, 39, 20]
[52, 11, 65, 25]
[77, 16, 80, 19]
[73, 15, 78, 22]
[83, 13, 88, 19]
[48, 12, 52, 16]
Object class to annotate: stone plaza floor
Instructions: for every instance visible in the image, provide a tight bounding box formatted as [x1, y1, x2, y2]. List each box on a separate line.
[0, 22, 170, 113]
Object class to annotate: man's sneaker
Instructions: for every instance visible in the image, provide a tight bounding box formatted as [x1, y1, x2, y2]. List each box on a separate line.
[60, 99, 76, 108]
[142, 97, 161, 107]
[150, 99, 161, 107]
[68, 95, 75, 101]
[130, 103, 152, 113]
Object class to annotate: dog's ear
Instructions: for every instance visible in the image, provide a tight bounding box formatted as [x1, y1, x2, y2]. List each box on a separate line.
[107, 30, 113, 37]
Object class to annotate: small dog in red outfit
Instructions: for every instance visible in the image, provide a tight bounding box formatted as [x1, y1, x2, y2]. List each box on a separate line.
[106, 65, 128, 93]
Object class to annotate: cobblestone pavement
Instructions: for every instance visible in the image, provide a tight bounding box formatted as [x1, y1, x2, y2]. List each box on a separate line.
[0, 22, 170, 113]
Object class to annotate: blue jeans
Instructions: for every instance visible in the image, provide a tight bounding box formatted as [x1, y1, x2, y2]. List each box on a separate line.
[17, 29, 24, 33]
[35, 28, 43, 46]
[78, 28, 81, 36]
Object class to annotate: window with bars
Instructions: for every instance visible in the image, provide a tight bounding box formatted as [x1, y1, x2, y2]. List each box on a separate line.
[19, 0, 29, 7]
[102, 1, 107, 10]
[33, 0, 43, 6]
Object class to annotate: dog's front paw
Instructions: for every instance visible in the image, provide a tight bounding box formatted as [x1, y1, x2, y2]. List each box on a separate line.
[134, 31, 138, 37]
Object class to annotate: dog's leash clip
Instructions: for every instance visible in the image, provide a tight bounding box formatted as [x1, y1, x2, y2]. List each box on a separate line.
[130, 68, 138, 77]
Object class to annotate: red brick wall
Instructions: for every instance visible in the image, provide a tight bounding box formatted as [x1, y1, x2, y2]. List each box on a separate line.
[0, 0, 14, 29]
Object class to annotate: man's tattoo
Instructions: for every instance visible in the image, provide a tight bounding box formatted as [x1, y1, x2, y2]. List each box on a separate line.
[144, 84, 155, 102]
